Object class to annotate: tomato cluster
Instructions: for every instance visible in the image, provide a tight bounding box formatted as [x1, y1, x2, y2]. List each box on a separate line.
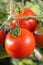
[0, 8, 42, 59]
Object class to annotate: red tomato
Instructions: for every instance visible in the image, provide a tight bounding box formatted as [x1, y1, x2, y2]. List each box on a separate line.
[5, 28, 36, 59]
[10, 20, 17, 28]
[34, 26, 43, 48]
[0, 30, 4, 45]
[14, 8, 37, 31]
[34, 33, 43, 48]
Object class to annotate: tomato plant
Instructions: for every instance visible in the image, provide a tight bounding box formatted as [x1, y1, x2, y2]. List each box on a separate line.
[0, 30, 4, 45]
[5, 27, 36, 59]
[34, 26, 43, 48]
[14, 8, 37, 31]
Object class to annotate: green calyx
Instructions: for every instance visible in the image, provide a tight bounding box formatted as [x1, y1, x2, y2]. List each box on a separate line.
[17, 7, 23, 14]
[14, 2, 23, 14]
[10, 25, 21, 37]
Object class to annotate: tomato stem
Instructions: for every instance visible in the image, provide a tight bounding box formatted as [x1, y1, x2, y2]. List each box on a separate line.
[0, 22, 6, 30]
[0, 14, 43, 30]
[34, 49, 42, 60]
[13, 15, 43, 21]
[10, 0, 13, 16]
[0, 16, 14, 30]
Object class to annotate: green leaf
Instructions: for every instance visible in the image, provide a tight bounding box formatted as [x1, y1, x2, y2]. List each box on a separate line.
[35, 0, 43, 9]
[25, 1, 41, 15]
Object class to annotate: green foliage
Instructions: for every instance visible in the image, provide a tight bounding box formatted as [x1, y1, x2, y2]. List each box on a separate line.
[0, 45, 9, 59]
[32, 0, 43, 9]
[0, 0, 9, 23]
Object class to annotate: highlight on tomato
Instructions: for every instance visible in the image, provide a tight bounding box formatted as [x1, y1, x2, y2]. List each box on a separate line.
[5, 26, 36, 59]
[10, 8, 37, 31]
[10, 20, 17, 28]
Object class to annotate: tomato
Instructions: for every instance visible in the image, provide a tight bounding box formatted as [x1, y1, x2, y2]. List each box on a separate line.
[5, 28, 36, 59]
[34, 25, 43, 48]
[0, 30, 4, 45]
[10, 20, 17, 28]
[14, 8, 37, 31]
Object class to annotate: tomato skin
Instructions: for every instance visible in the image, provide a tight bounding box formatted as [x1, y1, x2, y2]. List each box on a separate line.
[10, 20, 17, 28]
[34, 33, 43, 48]
[0, 30, 4, 45]
[14, 8, 37, 31]
[34, 26, 43, 48]
[5, 28, 36, 59]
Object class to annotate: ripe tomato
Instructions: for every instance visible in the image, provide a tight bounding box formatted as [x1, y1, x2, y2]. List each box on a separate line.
[5, 28, 36, 59]
[0, 30, 4, 45]
[14, 8, 37, 31]
[10, 20, 17, 28]
[34, 26, 43, 48]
